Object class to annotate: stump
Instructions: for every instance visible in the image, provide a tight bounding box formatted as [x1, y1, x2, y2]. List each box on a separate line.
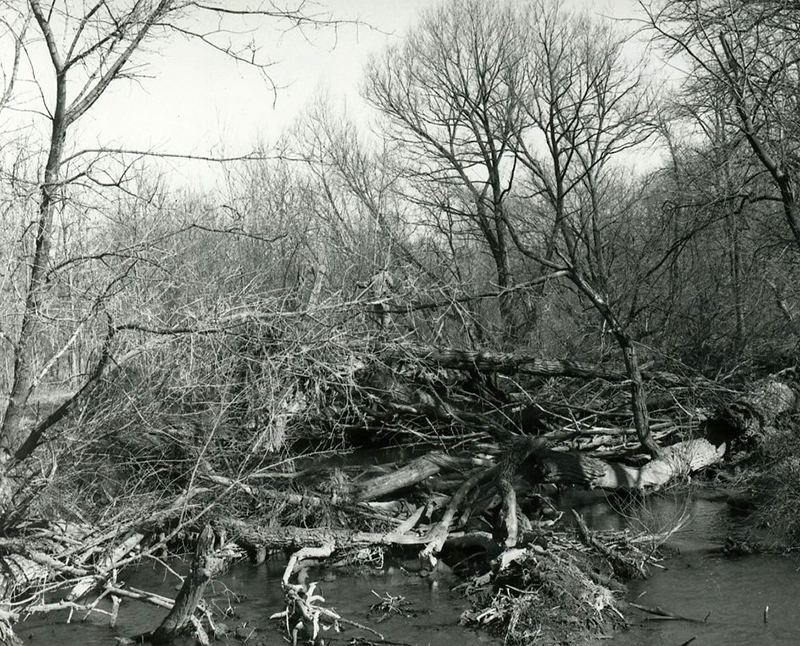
[145, 525, 223, 644]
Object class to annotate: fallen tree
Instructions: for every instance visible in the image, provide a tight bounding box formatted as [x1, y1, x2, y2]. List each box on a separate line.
[0, 313, 795, 646]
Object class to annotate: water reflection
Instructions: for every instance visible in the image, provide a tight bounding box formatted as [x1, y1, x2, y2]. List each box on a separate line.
[578, 491, 800, 646]
[19, 489, 800, 646]
[19, 551, 498, 646]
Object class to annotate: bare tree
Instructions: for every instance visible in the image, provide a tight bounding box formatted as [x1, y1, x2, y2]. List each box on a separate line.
[0, 1, 356, 459]
[363, 0, 529, 342]
[642, 0, 800, 252]
[362, 0, 662, 454]
[508, 0, 661, 456]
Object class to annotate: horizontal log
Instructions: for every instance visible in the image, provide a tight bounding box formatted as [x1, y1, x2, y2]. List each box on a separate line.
[382, 344, 627, 380]
[380, 343, 698, 385]
[531, 439, 726, 489]
[222, 518, 388, 551]
[221, 517, 436, 555]
[353, 452, 462, 502]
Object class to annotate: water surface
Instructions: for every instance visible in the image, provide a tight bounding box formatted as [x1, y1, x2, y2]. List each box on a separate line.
[19, 489, 800, 646]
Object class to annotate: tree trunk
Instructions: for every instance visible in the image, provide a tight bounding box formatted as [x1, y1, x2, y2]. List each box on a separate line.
[618, 336, 661, 459]
[147, 525, 222, 644]
[502, 437, 724, 494]
[568, 270, 661, 458]
[535, 439, 725, 488]
[0, 66, 67, 453]
[353, 452, 462, 502]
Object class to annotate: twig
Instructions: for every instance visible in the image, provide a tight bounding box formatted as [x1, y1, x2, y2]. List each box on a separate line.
[630, 602, 704, 623]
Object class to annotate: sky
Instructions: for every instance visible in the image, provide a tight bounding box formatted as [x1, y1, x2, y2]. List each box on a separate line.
[17, 0, 646, 189]
[75, 0, 433, 186]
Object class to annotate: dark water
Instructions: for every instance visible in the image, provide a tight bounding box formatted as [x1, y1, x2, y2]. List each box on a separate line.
[577, 491, 800, 646]
[18, 490, 800, 646]
[18, 552, 498, 646]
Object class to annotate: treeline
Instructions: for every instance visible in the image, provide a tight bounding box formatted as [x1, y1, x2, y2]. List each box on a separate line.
[0, 0, 798, 465]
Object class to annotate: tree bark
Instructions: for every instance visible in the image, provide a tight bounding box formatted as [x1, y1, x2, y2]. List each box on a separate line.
[0, 4, 68, 451]
[510, 438, 725, 491]
[2, 0, 174, 455]
[353, 452, 462, 502]
[146, 525, 222, 644]
[618, 336, 661, 458]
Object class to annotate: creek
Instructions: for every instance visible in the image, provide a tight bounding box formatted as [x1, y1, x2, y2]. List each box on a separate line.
[17, 543, 498, 646]
[577, 490, 800, 646]
[17, 489, 800, 646]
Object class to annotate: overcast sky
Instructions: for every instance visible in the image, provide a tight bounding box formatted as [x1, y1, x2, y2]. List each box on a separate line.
[69, 0, 642, 187]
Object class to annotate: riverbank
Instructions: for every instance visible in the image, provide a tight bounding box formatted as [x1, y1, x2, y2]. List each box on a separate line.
[2, 362, 797, 645]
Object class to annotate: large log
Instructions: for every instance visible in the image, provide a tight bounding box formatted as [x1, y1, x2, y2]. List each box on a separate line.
[382, 343, 628, 380]
[531, 439, 726, 489]
[380, 342, 696, 385]
[221, 518, 431, 553]
[352, 452, 463, 502]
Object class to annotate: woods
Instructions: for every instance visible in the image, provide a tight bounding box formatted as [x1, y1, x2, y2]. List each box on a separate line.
[0, 0, 799, 644]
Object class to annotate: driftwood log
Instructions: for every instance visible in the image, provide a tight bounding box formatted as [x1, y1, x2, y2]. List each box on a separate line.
[352, 452, 464, 502]
[496, 375, 799, 545]
[380, 342, 702, 386]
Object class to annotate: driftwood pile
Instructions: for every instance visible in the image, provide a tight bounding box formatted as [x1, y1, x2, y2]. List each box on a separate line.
[0, 339, 796, 645]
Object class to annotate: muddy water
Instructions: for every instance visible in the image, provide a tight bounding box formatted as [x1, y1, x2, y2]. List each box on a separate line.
[19, 490, 800, 646]
[19, 552, 499, 646]
[576, 491, 800, 646]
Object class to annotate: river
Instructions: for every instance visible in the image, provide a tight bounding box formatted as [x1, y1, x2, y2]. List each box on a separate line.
[602, 493, 800, 645]
[17, 489, 800, 645]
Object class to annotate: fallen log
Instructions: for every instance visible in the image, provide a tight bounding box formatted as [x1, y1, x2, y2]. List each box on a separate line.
[381, 343, 628, 380]
[0, 523, 96, 600]
[67, 488, 209, 601]
[495, 434, 727, 546]
[353, 452, 463, 502]
[420, 465, 499, 566]
[380, 342, 700, 386]
[68, 533, 144, 601]
[531, 439, 726, 489]
[221, 518, 429, 554]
